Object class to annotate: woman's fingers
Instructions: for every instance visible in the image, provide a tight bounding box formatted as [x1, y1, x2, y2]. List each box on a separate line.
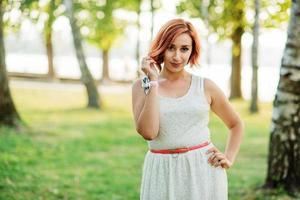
[206, 147, 231, 169]
[209, 153, 224, 166]
[206, 147, 218, 154]
[141, 56, 159, 77]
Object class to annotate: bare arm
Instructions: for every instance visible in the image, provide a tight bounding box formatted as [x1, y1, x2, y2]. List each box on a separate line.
[132, 80, 160, 140]
[131, 56, 160, 140]
[204, 79, 244, 168]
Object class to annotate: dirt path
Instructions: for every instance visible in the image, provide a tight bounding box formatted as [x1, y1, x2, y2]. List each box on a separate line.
[10, 79, 132, 94]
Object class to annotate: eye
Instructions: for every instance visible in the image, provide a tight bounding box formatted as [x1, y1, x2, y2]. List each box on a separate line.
[181, 47, 189, 52]
[168, 46, 175, 51]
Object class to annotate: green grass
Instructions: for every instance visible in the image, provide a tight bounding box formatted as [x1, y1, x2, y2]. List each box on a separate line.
[0, 86, 297, 199]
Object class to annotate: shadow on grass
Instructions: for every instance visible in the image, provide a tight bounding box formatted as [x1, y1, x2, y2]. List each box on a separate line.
[235, 184, 300, 200]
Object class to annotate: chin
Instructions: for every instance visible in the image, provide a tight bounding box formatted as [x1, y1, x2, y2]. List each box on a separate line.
[164, 64, 184, 73]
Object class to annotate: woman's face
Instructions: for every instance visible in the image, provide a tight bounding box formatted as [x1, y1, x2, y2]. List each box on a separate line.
[163, 33, 193, 73]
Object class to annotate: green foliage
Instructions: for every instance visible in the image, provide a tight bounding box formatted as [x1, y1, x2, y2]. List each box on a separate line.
[177, 0, 290, 40]
[177, 0, 247, 40]
[260, 0, 291, 29]
[0, 86, 298, 199]
[115, 0, 142, 12]
[76, 0, 128, 51]
[3, 0, 64, 38]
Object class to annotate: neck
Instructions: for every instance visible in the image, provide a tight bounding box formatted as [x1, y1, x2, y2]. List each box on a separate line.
[159, 69, 189, 81]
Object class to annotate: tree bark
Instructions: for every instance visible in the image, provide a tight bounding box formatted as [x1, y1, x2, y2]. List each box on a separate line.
[250, 0, 260, 113]
[101, 49, 110, 83]
[64, 0, 100, 108]
[230, 26, 243, 99]
[45, 0, 55, 80]
[265, 0, 300, 194]
[46, 29, 55, 80]
[200, 0, 211, 66]
[0, 1, 21, 127]
[150, 0, 154, 41]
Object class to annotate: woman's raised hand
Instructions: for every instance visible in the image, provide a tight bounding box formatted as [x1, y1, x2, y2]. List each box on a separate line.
[141, 56, 160, 80]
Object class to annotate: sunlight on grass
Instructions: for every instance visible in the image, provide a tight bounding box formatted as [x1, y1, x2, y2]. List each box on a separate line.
[0, 86, 297, 199]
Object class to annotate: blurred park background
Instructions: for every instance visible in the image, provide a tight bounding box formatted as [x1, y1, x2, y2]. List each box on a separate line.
[1, 0, 300, 199]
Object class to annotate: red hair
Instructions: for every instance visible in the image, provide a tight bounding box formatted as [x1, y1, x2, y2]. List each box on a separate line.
[149, 18, 201, 71]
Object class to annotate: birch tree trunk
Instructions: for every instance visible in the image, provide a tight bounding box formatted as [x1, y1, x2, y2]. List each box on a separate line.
[0, 1, 21, 127]
[250, 0, 260, 113]
[150, 0, 154, 41]
[265, 0, 300, 194]
[136, 0, 142, 78]
[64, 0, 100, 108]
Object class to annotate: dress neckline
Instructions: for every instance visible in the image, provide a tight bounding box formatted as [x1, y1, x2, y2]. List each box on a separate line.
[158, 74, 194, 100]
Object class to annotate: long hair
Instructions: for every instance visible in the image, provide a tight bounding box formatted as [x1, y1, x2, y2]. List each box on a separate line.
[148, 18, 201, 71]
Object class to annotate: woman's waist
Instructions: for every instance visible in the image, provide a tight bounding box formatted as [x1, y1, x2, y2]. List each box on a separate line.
[148, 134, 211, 150]
[150, 140, 212, 154]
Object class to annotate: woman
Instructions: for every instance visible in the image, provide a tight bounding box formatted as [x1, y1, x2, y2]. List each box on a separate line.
[132, 18, 244, 200]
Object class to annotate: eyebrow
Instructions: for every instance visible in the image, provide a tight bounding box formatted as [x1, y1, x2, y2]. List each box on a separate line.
[169, 44, 192, 47]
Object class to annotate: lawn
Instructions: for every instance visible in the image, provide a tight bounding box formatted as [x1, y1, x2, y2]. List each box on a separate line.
[0, 84, 296, 200]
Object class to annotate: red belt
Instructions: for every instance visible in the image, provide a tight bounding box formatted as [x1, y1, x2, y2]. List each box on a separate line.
[150, 141, 211, 154]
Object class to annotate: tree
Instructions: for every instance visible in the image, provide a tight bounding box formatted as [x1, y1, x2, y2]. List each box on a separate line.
[177, 0, 246, 99]
[149, 0, 161, 40]
[250, 0, 260, 113]
[136, 0, 142, 78]
[119, 0, 143, 78]
[265, 0, 300, 195]
[64, 0, 101, 108]
[177, 0, 290, 99]
[80, 0, 126, 83]
[200, 0, 213, 65]
[42, 0, 61, 80]
[18, 0, 64, 80]
[0, 0, 21, 127]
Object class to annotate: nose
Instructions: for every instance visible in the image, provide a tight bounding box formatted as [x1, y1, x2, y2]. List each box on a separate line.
[173, 50, 180, 61]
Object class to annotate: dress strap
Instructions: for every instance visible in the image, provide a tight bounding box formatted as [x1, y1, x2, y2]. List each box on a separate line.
[199, 77, 204, 92]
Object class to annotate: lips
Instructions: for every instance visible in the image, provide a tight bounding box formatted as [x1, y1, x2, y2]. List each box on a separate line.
[170, 62, 182, 68]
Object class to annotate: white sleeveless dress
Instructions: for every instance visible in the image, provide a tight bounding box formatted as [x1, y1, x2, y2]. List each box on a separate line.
[140, 74, 228, 200]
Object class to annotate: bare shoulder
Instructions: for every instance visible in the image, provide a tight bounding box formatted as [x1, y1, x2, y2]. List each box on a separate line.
[204, 78, 225, 96]
[204, 78, 218, 91]
[203, 78, 227, 105]
[203, 78, 242, 129]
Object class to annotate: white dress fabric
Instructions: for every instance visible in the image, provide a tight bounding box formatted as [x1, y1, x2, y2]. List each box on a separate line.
[140, 74, 228, 200]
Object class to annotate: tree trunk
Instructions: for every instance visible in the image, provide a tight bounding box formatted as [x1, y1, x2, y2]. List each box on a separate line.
[45, 0, 55, 80]
[101, 49, 110, 83]
[64, 0, 100, 108]
[136, 0, 142, 78]
[264, 0, 300, 194]
[46, 29, 55, 80]
[150, 0, 154, 41]
[250, 0, 259, 113]
[0, 1, 21, 127]
[230, 26, 243, 99]
[200, 0, 211, 66]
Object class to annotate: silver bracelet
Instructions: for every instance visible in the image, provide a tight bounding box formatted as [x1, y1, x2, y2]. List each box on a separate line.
[141, 76, 158, 95]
